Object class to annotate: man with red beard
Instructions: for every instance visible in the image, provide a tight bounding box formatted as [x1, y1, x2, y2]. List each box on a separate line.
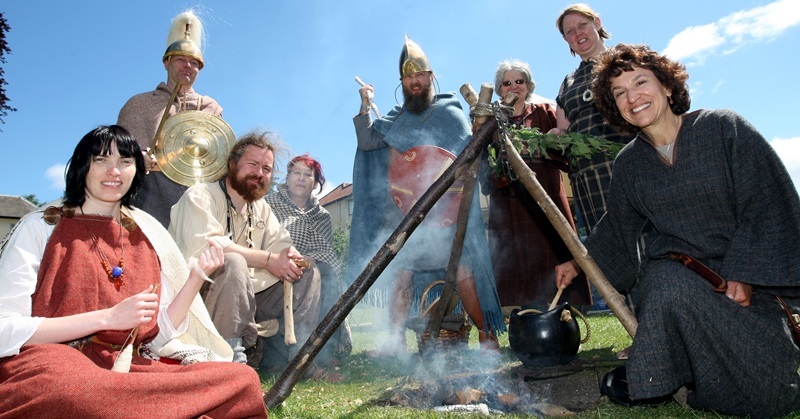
[348, 36, 505, 357]
[168, 132, 339, 381]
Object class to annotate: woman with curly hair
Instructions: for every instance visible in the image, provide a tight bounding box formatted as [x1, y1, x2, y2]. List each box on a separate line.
[555, 44, 800, 416]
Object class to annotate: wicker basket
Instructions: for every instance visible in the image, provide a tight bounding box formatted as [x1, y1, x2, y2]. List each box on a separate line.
[406, 280, 471, 353]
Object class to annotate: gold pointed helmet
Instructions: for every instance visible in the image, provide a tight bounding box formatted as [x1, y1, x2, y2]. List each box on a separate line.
[399, 35, 431, 78]
[162, 10, 205, 69]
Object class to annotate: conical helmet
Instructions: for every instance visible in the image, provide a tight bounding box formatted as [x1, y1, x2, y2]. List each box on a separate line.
[162, 10, 204, 69]
[399, 35, 431, 78]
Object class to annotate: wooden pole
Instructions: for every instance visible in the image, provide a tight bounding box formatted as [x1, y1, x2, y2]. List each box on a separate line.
[424, 83, 495, 343]
[263, 104, 503, 410]
[500, 131, 638, 337]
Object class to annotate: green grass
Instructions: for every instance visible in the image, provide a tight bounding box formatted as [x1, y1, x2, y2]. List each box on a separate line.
[260, 307, 797, 418]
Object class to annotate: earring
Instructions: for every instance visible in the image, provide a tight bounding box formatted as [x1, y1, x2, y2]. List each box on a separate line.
[668, 96, 674, 105]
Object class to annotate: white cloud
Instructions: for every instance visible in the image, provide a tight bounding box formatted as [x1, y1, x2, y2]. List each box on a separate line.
[663, 0, 800, 64]
[711, 80, 726, 94]
[770, 136, 800, 190]
[45, 164, 67, 191]
[663, 24, 724, 63]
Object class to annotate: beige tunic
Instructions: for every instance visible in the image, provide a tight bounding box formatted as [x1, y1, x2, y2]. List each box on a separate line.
[169, 181, 292, 292]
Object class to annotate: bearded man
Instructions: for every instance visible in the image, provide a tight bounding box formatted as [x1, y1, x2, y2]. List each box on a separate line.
[168, 132, 340, 382]
[348, 36, 505, 357]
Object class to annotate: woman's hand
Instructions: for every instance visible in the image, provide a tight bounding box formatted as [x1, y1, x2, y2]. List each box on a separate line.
[726, 280, 753, 307]
[196, 239, 224, 277]
[555, 259, 581, 289]
[107, 286, 159, 330]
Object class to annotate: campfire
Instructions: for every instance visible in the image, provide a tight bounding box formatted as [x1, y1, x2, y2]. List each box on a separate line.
[373, 350, 607, 416]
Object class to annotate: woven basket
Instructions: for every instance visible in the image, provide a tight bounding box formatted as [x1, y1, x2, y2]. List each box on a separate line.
[408, 280, 471, 353]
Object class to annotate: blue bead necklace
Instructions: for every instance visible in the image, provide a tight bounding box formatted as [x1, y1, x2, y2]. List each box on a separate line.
[88, 214, 125, 291]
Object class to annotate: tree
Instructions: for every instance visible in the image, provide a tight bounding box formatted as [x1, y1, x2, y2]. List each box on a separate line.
[331, 225, 350, 275]
[0, 12, 16, 126]
[22, 194, 41, 206]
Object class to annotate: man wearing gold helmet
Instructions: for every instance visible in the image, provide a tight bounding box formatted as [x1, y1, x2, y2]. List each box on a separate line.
[348, 36, 505, 357]
[117, 10, 223, 227]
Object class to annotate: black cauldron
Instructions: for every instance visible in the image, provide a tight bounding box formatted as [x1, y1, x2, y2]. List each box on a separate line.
[508, 303, 582, 368]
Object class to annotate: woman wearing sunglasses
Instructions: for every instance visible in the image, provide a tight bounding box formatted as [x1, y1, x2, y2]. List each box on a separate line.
[482, 59, 591, 312]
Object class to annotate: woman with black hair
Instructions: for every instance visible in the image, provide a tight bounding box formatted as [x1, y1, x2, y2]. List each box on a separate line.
[0, 125, 267, 418]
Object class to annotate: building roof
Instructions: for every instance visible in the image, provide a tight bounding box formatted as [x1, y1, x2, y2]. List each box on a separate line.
[0, 195, 38, 218]
[319, 182, 352, 206]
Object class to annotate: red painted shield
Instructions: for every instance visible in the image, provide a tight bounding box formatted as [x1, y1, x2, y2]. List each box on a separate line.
[388, 145, 465, 228]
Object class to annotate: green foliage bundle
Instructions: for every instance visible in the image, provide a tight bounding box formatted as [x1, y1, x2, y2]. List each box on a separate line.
[487, 127, 624, 181]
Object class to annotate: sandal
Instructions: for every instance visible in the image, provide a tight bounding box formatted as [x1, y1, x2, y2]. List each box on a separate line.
[305, 365, 344, 383]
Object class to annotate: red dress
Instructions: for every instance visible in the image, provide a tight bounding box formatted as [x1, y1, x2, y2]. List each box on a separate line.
[0, 214, 267, 418]
[486, 103, 592, 307]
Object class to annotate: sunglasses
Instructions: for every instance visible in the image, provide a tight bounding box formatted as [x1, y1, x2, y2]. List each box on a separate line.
[502, 79, 526, 87]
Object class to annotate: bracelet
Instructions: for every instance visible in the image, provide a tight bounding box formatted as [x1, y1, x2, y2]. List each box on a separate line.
[265, 252, 272, 271]
[359, 105, 370, 115]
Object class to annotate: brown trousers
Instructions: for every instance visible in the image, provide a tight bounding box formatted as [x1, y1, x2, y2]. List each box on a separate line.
[202, 252, 321, 350]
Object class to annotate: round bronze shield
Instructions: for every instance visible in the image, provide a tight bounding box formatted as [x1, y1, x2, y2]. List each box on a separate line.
[388, 145, 465, 228]
[154, 111, 236, 186]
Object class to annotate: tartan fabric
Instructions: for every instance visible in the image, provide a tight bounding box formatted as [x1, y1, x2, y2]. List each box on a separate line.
[568, 159, 614, 233]
[585, 109, 800, 416]
[266, 184, 341, 275]
[556, 58, 633, 231]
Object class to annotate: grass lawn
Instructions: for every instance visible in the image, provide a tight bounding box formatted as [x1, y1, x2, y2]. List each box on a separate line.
[260, 306, 794, 418]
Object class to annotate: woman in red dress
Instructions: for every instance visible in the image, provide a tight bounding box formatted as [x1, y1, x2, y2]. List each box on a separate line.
[484, 59, 591, 310]
[0, 125, 267, 418]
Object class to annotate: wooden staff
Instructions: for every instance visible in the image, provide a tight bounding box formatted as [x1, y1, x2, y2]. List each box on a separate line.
[284, 258, 311, 346]
[500, 127, 638, 337]
[151, 82, 181, 150]
[424, 83, 495, 343]
[283, 281, 296, 345]
[263, 100, 503, 410]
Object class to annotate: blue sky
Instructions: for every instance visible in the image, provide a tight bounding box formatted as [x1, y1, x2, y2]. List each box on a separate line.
[2, 0, 799, 203]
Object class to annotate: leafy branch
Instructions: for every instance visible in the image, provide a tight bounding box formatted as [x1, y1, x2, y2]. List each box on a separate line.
[487, 127, 624, 181]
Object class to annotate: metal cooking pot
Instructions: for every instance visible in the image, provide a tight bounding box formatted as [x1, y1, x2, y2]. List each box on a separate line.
[508, 303, 589, 368]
